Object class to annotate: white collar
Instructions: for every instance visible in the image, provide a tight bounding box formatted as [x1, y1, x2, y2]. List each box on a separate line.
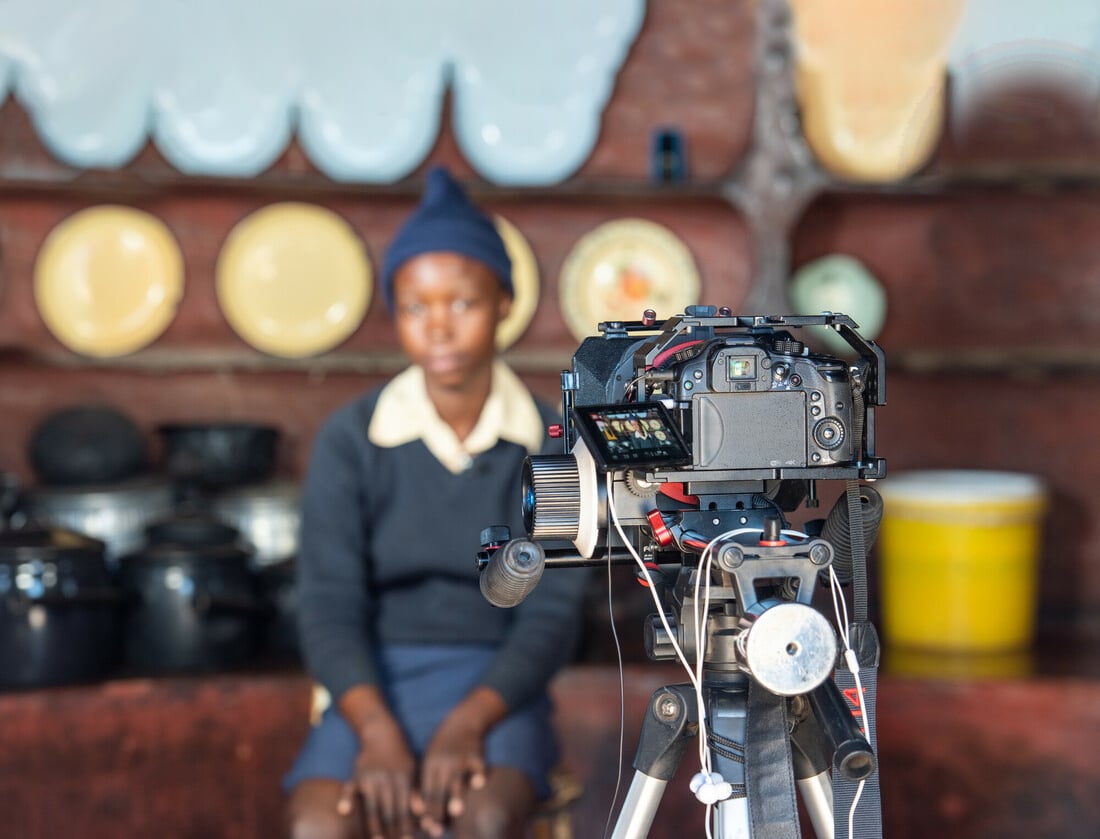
[368, 361, 546, 474]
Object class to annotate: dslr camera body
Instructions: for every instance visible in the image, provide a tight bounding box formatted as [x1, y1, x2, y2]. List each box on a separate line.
[521, 307, 885, 561]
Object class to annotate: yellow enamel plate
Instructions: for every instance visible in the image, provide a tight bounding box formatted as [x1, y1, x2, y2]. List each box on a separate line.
[217, 203, 372, 358]
[34, 206, 185, 357]
[559, 218, 701, 342]
[494, 215, 539, 350]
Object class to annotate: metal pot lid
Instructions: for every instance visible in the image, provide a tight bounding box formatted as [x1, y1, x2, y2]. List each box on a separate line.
[144, 514, 242, 548]
[26, 473, 176, 505]
[210, 480, 301, 509]
[119, 540, 252, 565]
[256, 555, 296, 575]
[0, 527, 106, 563]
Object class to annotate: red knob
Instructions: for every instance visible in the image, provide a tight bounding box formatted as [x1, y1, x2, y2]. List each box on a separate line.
[548, 424, 564, 438]
[646, 509, 674, 547]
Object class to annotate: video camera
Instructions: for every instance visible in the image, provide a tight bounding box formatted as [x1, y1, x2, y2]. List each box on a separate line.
[479, 307, 887, 835]
[520, 306, 883, 555]
[480, 306, 885, 680]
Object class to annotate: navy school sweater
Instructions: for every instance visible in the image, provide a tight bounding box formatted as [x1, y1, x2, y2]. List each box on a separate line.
[296, 388, 591, 711]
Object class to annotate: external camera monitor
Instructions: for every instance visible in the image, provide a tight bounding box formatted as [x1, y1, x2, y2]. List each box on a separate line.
[573, 402, 691, 472]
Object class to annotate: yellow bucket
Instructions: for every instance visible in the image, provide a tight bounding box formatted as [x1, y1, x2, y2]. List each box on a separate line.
[876, 470, 1047, 653]
[883, 647, 1034, 681]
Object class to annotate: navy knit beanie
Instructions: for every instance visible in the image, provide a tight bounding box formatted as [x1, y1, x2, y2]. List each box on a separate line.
[382, 166, 513, 311]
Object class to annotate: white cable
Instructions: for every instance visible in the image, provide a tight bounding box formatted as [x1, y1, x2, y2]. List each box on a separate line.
[690, 528, 775, 771]
[692, 544, 715, 775]
[606, 474, 724, 824]
[605, 473, 699, 691]
[828, 565, 872, 839]
[602, 536, 627, 839]
[623, 374, 645, 398]
[610, 487, 842, 830]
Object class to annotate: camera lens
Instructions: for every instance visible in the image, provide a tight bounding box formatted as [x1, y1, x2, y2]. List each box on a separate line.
[521, 461, 538, 532]
[521, 455, 582, 540]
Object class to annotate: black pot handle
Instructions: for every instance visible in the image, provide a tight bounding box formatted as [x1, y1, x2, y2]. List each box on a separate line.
[192, 592, 272, 616]
[4, 588, 132, 615]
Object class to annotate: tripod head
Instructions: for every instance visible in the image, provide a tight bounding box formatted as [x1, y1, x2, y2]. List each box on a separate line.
[479, 493, 877, 757]
[643, 512, 839, 696]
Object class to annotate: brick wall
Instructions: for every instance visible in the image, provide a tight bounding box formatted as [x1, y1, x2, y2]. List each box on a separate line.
[2, 2, 1100, 647]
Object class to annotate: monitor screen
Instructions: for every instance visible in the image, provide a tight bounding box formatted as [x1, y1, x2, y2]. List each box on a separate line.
[573, 402, 691, 471]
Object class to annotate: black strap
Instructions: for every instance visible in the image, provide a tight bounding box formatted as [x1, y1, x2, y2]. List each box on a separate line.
[831, 478, 882, 838]
[846, 478, 869, 622]
[745, 681, 799, 839]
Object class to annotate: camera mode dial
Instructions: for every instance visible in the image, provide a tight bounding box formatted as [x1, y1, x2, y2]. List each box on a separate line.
[772, 338, 804, 355]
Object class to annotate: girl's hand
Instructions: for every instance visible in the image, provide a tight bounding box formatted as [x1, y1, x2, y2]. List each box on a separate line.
[339, 714, 417, 839]
[412, 687, 507, 834]
[337, 686, 418, 839]
[414, 713, 486, 832]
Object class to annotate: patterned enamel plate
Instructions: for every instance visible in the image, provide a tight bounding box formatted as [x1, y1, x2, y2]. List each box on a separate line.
[34, 206, 185, 357]
[217, 203, 372, 358]
[559, 218, 700, 342]
[494, 215, 539, 350]
[789, 253, 887, 355]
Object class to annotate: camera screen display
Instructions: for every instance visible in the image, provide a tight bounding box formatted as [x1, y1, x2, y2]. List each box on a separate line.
[573, 402, 691, 471]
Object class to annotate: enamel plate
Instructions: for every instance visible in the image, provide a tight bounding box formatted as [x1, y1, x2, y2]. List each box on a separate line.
[788, 253, 887, 355]
[34, 206, 185, 357]
[217, 203, 372, 358]
[494, 215, 539, 350]
[559, 218, 700, 342]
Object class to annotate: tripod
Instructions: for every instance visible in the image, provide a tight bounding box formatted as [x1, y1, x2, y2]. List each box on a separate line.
[479, 499, 882, 838]
[606, 523, 877, 839]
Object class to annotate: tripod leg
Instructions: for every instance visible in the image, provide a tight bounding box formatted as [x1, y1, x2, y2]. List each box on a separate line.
[714, 798, 752, 838]
[791, 695, 834, 839]
[612, 774, 672, 839]
[796, 775, 834, 839]
[611, 685, 697, 839]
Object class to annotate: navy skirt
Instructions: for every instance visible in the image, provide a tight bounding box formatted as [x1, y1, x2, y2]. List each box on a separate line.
[283, 644, 559, 800]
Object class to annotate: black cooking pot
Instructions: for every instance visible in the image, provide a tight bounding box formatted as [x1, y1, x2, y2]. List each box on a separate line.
[0, 528, 125, 689]
[29, 405, 148, 487]
[157, 423, 279, 488]
[255, 557, 299, 665]
[0, 472, 20, 529]
[116, 541, 266, 675]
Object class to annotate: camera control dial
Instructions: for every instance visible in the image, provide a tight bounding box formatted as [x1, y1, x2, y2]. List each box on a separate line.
[812, 417, 846, 451]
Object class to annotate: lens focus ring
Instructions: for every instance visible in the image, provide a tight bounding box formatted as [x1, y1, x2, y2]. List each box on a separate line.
[522, 455, 582, 540]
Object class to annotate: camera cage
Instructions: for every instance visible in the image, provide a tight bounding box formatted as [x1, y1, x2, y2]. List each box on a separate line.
[559, 307, 885, 483]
